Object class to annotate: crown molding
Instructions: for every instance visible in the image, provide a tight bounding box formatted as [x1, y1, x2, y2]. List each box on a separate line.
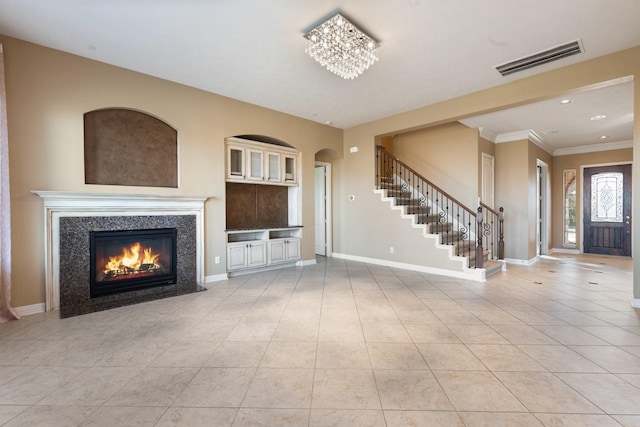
[472, 126, 632, 157]
[494, 129, 553, 155]
[478, 127, 497, 142]
[553, 139, 633, 156]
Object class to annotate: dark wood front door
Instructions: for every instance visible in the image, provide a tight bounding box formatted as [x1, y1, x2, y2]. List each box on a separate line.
[583, 164, 631, 256]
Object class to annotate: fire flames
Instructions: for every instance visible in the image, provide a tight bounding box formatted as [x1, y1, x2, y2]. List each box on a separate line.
[102, 242, 163, 279]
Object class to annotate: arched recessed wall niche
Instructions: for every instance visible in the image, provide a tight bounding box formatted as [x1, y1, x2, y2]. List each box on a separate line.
[84, 108, 178, 188]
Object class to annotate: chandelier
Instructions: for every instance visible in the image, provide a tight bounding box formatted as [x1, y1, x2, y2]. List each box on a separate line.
[303, 12, 379, 79]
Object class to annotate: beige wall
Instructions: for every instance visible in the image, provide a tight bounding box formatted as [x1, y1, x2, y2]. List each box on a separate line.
[494, 138, 552, 262]
[393, 122, 479, 209]
[552, 149, 633, 250]
[495, 140, 529, 260]
[2, 36, 343, 307]
[336, 45, 639, 302]
[5, 33, 640, 307]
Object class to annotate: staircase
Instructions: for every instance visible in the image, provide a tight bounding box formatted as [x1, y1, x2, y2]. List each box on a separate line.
[376, 146, 504, 280]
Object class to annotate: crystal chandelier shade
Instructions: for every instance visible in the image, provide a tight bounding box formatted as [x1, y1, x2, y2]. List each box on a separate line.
[303, 12, 379, 79]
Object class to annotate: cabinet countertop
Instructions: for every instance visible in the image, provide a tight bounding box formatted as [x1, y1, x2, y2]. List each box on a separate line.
[225, 225, 303, 232]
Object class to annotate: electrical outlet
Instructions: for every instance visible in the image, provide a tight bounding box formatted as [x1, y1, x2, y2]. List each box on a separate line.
[214, 256, 220, 264]
[389, 246, 394, 254]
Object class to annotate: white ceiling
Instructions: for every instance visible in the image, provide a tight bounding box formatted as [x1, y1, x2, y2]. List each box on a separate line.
[0, 0, 637, 153]
[460, 79, 635, 155]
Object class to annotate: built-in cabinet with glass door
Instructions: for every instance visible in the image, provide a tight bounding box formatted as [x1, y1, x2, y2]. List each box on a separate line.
[226, 138, 298, 185]
[224, 137, 301, 275]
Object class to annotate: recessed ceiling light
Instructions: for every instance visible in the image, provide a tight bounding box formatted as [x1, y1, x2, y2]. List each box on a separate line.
[560, 99, 572, 104]
[600, 135, 609, 139]
[590, 115, 606, 121]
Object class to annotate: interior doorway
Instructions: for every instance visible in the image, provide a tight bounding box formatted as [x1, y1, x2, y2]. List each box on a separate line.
[481, 153, 495, 208]
[314, 162, 332, 256]
[536, 160, 550, 256]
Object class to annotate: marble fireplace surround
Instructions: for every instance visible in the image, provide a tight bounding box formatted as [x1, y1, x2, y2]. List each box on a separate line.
[32, 191, 208, 315]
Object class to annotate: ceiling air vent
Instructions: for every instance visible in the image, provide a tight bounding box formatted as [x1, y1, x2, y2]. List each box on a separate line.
[496, 39, 583, 76]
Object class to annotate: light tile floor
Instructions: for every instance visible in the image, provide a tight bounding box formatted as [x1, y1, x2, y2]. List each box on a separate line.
[1, 254, 639, 426]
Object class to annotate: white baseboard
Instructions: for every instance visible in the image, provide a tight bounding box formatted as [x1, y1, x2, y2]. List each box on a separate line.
[204, 273, 229, 283]
[332, 252, 485, 282]
[207, 258, 316, 281]
[551, 247, 580, 254]
[15, 303, 46, 317]
[632, 299, 640, 309]
[504, 257, 538, 266]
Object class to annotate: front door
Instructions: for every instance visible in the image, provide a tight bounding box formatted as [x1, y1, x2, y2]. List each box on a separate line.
[583, 164, 631, 256]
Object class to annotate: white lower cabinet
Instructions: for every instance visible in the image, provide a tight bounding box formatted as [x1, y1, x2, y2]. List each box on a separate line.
[286, 238, 300, 261]
[268, 239, 286, 264]
[227, 228, 301, 273]
[227, 242, 249, 270]
[268, 238, 301, 264]
[227, 241, 267, 270]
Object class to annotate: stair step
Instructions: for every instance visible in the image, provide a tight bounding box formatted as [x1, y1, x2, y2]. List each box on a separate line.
[438, 231, 467, 244]
[379, 183, 403, 190]
[406, 206, 431, 214]
[483, 261, 504, 277]
[415, 213, 440, 224]
[394, 197, 422, 206]
[452, 239, 473, 252]
[376, 177, 502, 277]
[427, 222, 454, 233]
[386, 189, 409, 197]
[467, 248, 486, 260]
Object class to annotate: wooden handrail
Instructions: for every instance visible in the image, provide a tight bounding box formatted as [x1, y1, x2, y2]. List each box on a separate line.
[377, 145, 505, 263]
[377, 146, 476, 217]
[479, 201, 499, 216]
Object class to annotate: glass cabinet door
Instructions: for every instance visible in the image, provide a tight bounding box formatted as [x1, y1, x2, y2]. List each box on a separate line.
[227, 146, 245, 179]
[247, 149, 264, 180]
[267, 152, 281, 182]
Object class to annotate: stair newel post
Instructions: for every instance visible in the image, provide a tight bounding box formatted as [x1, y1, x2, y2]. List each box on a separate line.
[476, 207, 484, 269]
[498, 207, 505, 260]
[467, 209, 473, 265]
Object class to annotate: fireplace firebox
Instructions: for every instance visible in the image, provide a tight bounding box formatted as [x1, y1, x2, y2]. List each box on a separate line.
[90, 228, 177, 298]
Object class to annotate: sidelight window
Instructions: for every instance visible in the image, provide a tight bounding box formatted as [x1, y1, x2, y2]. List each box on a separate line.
[563, 169, 577, 247]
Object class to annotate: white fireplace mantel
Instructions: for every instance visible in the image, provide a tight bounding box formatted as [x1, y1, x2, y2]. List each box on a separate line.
[32, 191, 209, 311]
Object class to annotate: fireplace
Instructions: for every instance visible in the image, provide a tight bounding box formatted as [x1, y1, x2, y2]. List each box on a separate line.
[90, 228, 177, 298]
[33, 190, 209, 317]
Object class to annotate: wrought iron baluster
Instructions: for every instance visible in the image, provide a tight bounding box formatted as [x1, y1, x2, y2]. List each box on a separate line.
[375, 146, 496, 269]
[476, 206, 483, 269]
